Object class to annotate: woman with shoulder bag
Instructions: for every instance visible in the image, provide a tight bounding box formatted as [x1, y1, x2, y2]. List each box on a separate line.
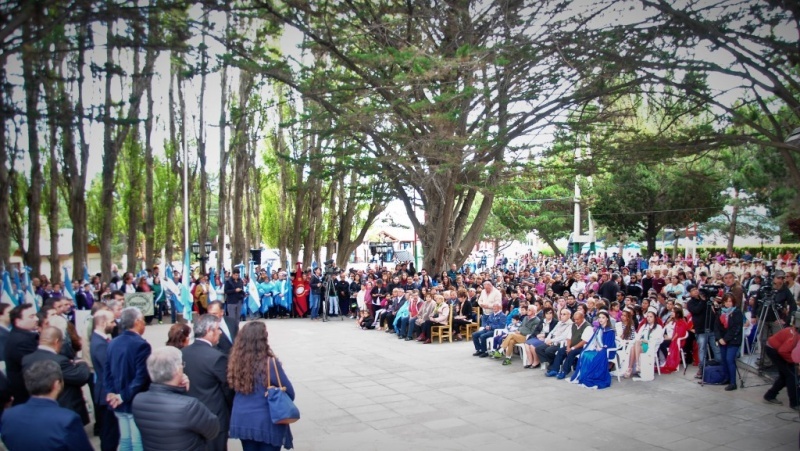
[715, 293, 743, 391]
[228, 322, 296, 450]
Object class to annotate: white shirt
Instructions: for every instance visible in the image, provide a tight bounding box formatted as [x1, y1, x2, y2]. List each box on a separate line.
[218, 318, 232, 342]
[478, 287, 502, 309]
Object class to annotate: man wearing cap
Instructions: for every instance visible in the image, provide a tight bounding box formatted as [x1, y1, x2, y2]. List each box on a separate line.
[223, 268, 245, 320]
[755, 270, 794, 336]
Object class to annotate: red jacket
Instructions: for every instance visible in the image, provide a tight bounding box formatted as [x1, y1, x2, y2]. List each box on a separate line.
[767, 327, 799, 363]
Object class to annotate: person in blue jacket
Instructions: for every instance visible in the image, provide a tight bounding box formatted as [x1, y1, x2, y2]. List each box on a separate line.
[228, 321, 295, 450]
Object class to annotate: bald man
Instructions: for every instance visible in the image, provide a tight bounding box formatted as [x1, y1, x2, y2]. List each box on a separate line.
[22, 327, 91, 424]
[545, 311, 594, 380]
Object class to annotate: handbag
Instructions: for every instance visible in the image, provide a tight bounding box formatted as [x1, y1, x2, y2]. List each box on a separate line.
[265, 358, 300, 425]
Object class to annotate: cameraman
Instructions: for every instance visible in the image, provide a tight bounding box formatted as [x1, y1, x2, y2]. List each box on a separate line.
[754, 270, 795, 348]
[686, 284, 722, 379]
[310, 268, 323, 321]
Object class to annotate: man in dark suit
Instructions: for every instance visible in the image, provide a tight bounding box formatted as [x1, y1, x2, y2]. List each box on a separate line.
[0, 302, 12, 361]
[1, 360, 93, 450]
[182, 314, 233, 450]
[223, 268, 245, 320]
[207, 301, 238, 355]
[105, 307, 152, 451]
[5, 303, 39, 405]
[22, 326, 91, 424]
[90, 309, 119, 451]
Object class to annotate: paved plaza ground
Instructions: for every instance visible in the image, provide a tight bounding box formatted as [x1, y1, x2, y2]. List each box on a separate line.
[86, 318, 800, 450]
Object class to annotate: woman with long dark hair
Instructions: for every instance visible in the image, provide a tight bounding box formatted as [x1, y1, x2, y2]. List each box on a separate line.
[228, 322, 295, 450]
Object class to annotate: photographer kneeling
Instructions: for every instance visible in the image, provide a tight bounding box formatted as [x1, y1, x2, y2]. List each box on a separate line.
[686, 284, 722, 379]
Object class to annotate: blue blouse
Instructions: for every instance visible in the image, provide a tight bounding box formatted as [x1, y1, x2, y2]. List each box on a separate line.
[229, 359, 295, 449]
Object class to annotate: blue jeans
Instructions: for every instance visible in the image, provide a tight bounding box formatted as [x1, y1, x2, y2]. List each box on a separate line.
[169, 296, 178, 323]
[327, 295, 339, 315]
[552, 347, 583, 375]
[397, 317, 412, 337]
[115, 412, 143, 451]
[473, 329, 494, 353]
[696, 332, 721, 371]
[309, 293, 320, 319]
[719, 344, 738, 384]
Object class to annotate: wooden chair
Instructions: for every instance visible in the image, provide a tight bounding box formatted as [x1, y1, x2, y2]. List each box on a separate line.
[430, 305, 454, 343]
[464, 307, 481, 340]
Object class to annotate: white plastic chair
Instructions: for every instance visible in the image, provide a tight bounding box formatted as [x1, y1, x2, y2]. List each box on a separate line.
[515, 343, 529, 366]
[486, 328, 508, 353]
[675, 332, 689, 370]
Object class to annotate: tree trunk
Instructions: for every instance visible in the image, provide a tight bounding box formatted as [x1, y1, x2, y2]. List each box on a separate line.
[165, 56, 179, 265]
[125, 46, 142, 275]
[66, 17, 90, 282]
[0, 56, 9, 269]
[22, 22, 42, 277]
[100, 17, 158, 281]
[178, 66, 188, 253]
[539, 231, 563, 257]
[726, 187, 739, 255]
[197, 22, 208, 274]
[216, 46, 228, 272]
[100, 20, 115, 281]
[645, 213, 657, 256]
[46, 87, 59, 284]
[230, 70, 254, 267]
[144, 69, 155, 268]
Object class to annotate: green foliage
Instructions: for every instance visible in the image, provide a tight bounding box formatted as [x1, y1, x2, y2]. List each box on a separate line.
[591, 160, 725, 253]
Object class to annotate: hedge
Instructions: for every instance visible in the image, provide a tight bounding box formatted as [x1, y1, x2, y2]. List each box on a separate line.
[534, 244, 800, 259]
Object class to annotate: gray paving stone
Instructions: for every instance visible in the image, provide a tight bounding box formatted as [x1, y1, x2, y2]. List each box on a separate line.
[100, 318, 800, 451]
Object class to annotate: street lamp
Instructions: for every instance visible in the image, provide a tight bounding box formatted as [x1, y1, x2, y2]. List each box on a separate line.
[786, 127, 800, 147]
[192, 241, 212, 274]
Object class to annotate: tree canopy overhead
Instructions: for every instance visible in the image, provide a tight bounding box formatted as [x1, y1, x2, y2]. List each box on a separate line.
[227, 0, 640, 273]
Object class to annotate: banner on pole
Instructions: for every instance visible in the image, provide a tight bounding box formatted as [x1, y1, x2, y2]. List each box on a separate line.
[125, 292, 154, 316]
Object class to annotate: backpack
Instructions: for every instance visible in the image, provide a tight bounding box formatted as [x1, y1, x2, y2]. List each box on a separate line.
[701, 360, 727, 385]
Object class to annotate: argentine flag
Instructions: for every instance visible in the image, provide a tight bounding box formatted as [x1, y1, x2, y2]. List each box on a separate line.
[63, 267, 76, 301]
[1, 269, 15, 305]
[22, 267, 37, 311]
[180, 251, 193, 322]
[246, 261, 261, 314]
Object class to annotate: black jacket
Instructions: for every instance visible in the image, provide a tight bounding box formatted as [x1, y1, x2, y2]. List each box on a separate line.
[687, 296, 715, 333]
[216, 316, 239, 355]
[22, 348, 91, 423]
[5, 328, 38, 405]
[715, 308, 744, 346]
[223, 278, 245, 305]
[132, 383, 220, 451]
[181, 341, 233, 434]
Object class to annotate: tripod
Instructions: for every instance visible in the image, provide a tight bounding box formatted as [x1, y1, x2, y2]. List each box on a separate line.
[321, 274, 343, 322]
[739, 299, 783, 388]
[698, 298, 721, 387]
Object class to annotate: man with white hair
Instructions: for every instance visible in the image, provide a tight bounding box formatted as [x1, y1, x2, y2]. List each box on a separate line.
[477, 281, 502, 315]
[133, 347, 219, 451]
[182, 315, 232, 451]
[105, 307, 152, 451]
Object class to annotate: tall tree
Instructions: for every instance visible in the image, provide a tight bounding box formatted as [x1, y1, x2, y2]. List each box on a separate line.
[21, 19, 43, 276]
[235, 0, 628, 274]
[592, 161, 725, 254]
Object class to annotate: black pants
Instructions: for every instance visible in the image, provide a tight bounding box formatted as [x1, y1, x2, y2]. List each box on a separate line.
[764, 347, 798, 407]
[536, 344, 559, 366]
[98, 405, 120, 451]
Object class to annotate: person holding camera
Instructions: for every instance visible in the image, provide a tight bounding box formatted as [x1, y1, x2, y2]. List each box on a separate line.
[754, 270, 795, 364]
[686, 284, 722, 379]
[715, 293, 743, 391]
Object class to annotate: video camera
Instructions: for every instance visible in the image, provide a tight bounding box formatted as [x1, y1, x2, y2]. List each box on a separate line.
[699, 283, 724, 302]
[323, 259, 340, 277]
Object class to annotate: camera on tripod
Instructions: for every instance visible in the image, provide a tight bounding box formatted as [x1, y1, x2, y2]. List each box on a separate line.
[323, 259, 340, 277]
[699, 283, 724, 302]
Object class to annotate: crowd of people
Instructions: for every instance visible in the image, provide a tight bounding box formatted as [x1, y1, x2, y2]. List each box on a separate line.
[0, 289, 295, 450]
[0, 248, 799, 449]
[346, 250, 800, 399]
